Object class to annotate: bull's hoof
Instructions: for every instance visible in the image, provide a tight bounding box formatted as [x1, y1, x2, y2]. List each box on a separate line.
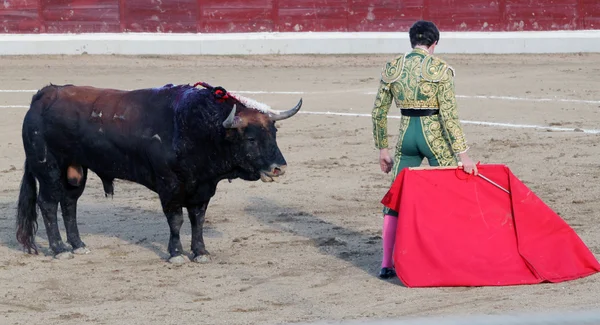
[54, 251, 74, 260]
[192, 255, 210, 264]
[73, 247, 91, 255]
[168, 255, 188, 265]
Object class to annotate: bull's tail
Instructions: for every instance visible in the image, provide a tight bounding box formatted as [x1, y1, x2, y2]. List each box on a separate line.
[16, 159, 39, 254]
[16, 85, 60, 254]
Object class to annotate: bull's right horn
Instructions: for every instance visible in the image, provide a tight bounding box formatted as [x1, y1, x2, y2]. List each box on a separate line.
[269, 98, 302, 122]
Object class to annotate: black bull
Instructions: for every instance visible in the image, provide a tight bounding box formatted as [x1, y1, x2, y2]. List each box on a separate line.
[15, 82, 302, 263]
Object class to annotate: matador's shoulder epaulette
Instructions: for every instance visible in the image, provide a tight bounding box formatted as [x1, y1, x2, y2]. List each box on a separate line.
[380, 54, 406, 84]
[421, 55, 455, 82]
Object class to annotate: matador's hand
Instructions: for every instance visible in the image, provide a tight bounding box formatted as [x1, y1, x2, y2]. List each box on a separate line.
[379, 149, 394, 174]
[458, 152, 478, 176]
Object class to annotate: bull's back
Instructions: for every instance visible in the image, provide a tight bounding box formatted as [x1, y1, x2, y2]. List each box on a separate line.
[27, 84, 176, 186]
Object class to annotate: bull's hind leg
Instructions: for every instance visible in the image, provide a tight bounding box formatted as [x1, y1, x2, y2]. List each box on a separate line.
[61, 165, 89, 255]
[37, 179, 72, 259]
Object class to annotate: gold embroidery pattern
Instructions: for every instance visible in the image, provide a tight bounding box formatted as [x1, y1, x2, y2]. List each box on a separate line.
[371, 79, 394, 149]
[420, 115, 458, 166]
[436, 68, 469, 154]
[400, 55, 420, 104]
[419, 83, 437, 98]
[397, 53, 440, 109]
[381, 55, 405, 84]
[421, 55, 449, 82]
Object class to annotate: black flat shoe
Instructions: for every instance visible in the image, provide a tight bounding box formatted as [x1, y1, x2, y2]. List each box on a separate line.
[379, 267, 396, 279]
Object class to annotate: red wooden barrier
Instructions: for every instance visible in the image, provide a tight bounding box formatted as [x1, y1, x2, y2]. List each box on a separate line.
[41, 0, 121, 33]
[582, 0, 600, 29]
[201, 0, 274, 33]
[0, 0, 598, 33]
[1, 0, 42, 33]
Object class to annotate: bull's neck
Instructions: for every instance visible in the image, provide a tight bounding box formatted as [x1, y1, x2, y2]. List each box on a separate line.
[171, 94, 240, 181]
[174, 136, 237, 181]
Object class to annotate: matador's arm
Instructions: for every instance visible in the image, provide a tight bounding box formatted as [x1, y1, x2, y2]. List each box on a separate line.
[436, 67, 469, 154]
[371, 79, 393, 150]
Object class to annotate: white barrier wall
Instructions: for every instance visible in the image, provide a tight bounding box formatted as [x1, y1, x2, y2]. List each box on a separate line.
[1, 31, 600, 55]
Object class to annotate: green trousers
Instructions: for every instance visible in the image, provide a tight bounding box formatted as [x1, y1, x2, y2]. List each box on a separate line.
[383, 115, 458, 217]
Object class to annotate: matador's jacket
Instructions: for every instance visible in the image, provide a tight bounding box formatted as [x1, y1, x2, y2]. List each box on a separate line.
[371, 47, 469, 180]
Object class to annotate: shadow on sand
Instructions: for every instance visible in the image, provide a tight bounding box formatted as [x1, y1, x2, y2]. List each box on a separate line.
[0, 199, 223, 262]
[244, 196, 404, 286]
[1, 193, 404, 285]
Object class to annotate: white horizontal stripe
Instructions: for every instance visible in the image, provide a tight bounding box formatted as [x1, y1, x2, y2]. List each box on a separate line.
[456, 94, 600, 105]
[0, 90, 38, 93]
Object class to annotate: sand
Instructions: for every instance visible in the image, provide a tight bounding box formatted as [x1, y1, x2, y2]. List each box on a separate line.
[0, 53, 599, 325]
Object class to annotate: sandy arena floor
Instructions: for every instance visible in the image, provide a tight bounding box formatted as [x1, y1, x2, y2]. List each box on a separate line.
[0, 53, 599, 325]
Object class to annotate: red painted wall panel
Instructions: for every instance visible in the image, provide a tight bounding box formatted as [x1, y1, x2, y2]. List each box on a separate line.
[349, 1, 424, 32]
[0, 0, 598, 33]
[40, 0, 120, 33]
[0, 0, 42, 32]
[505, 0, 578, 30]
[429, 0, 503, 31]
[278, 0, 348, 32]
[200, 0, 274, 33]
[581, 0, 600, 29]
[123, 0, 197, 32]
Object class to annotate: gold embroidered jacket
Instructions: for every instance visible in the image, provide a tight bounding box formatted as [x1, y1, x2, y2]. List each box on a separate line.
[371, 48, 469, 154]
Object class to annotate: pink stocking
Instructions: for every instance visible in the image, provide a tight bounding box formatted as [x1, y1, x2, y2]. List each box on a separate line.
[381, 214, 398, 269]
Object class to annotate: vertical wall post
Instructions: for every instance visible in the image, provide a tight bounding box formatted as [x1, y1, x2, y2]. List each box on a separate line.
[272, 0, 280, 32]
[422, 0, 430, 21]
[576, 0, 585, 30]
[197, 0, 203, 33]
[119, 0, 126, 32]
[37, 0, 45, 33]
[499, 0, 507, 31]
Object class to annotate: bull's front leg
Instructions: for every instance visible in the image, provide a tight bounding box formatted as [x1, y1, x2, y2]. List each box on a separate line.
[156, 174, 187, 264]
[163, 204, 186, 264]
[187, 202, 210, 263]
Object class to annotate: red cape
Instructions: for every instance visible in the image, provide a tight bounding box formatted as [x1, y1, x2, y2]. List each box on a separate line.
[381, 164, 600, 287]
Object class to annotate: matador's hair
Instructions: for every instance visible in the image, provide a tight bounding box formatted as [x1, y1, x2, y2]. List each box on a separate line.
[409, 20, 440, 48]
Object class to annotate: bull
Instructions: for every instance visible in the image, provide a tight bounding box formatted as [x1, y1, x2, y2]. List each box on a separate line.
[15, 81, 302, 264]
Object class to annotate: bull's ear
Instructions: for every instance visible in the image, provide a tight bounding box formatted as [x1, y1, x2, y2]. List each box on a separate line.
[222, 104, 244, 129]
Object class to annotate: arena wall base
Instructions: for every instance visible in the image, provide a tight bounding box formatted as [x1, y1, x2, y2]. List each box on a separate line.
[1, 31, 600, 55]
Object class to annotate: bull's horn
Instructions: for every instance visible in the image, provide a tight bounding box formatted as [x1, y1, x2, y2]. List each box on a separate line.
[269, 98, 302, 122]
[222, 104, 238, 128]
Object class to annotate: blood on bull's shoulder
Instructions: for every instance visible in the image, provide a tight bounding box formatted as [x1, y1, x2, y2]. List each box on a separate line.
[15, 81, 302, 264]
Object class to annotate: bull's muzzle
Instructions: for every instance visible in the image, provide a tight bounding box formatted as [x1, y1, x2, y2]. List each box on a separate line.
[260, 164, 287, 182]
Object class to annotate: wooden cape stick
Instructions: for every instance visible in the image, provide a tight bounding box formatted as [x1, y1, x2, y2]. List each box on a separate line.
[407, 166, 511, 194]
[408, 166, 458, 170]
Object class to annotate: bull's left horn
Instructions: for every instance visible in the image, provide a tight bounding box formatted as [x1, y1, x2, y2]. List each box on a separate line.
[222, 104, 238, 128]
[269, 98, 302, 122]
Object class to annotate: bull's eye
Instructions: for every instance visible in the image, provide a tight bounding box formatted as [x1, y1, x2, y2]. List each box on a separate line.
[247, 137, 256, 142]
